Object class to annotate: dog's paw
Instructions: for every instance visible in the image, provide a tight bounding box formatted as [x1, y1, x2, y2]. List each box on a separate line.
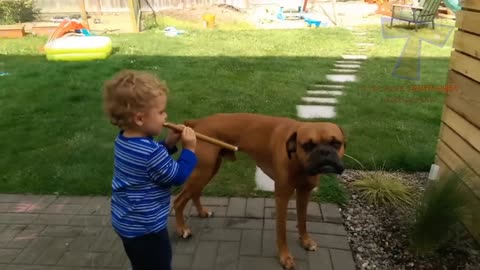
[176, 227, 192, 239]
[198, 208, 214, 218]
[279, 252, 295, 269]
[301, 236, 317, 251]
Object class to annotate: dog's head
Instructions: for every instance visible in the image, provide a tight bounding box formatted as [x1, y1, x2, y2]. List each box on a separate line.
[286, 122, 346, 176]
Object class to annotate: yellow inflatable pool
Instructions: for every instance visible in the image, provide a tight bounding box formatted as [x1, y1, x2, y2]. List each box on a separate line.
[44, 35, 112, 61]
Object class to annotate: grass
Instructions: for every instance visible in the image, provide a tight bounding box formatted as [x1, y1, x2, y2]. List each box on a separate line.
[353, 171, 416, 211]
[0, 17, 455, 199]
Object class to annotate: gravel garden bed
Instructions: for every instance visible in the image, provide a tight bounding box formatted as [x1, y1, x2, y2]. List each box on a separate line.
[338, 169, 480, 270]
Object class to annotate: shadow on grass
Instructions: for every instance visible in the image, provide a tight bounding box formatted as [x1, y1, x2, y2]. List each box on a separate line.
[0, 54, 451, 195]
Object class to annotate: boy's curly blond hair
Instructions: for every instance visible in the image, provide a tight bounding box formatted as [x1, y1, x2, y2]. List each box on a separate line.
[103, 70, 169, 130]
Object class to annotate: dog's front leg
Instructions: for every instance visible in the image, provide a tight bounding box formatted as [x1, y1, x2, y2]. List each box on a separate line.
[296, 185, 317, 251]
[275, 185, 295, 269]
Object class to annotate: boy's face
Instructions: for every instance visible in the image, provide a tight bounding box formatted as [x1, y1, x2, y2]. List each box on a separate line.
[133, 95, 168, 137]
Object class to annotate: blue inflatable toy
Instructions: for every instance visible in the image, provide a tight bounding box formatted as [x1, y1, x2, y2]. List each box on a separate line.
[443, 0, 461, 12]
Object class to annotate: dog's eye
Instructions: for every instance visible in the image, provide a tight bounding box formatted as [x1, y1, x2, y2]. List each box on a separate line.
[302, 142, 316, 151]
[330, 140, 342, 149]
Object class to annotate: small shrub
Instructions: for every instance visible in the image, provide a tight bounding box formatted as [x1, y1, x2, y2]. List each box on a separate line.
[409, 171, 477, 255]
[0, 0, 40, 25]
[314, 174, 348, 205]
[353, 171, 416, 211]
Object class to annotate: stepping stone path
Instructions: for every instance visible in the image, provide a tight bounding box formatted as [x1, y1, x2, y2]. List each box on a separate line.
[0, 194, 356, 270]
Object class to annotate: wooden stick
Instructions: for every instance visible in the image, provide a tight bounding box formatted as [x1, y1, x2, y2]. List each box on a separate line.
[163, 122, 239, 152]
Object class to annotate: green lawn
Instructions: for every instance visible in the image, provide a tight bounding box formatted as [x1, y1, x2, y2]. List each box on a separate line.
[0, 19, 455, 200]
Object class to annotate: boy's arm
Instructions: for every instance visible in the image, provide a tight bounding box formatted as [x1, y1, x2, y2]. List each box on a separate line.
[158, 140, 178, 155]
[147, 146, 197, 186]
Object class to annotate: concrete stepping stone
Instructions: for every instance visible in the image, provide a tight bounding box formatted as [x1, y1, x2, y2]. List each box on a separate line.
[354, 32, 367, 35]
[335, 64, 361, 69]
[356, 42, 374, 47]
[342, 54, 367, 60]
[312, 84, 345, 89]
[307, 90, 343, 96]
[336, 60, 362, 65]
[255, 166, 274, 192]
[302, 97, 338, 104]
[331, 69, 358, 73]
[297, 105, 336, 119]
[326, 74, 357, 82]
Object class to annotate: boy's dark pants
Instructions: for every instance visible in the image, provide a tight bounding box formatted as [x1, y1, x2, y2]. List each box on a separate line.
[119, 228, 172, 270]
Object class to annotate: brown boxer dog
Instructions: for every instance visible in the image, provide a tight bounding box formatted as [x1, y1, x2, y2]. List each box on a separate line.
[173, 113, 346, 269]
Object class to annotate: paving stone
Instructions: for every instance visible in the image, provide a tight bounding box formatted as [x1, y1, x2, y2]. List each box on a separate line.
[226, 197, 246, 217]
[6, 265, 72, 270]
[54, 196, 91, 205]
[307, 222, 347, 235]
[238, 256, 282, 269]
[34, 238, 73, 265]
[255, 167, 275, 192]
[225, 218, 263, 230]
[326, 74, 357, 83]
[306, 90, 343, 96]
[175, 236, 199, 255]
[334, 64, 361, 69]
[56, 251, 111, 267]
[321, 203, 342, 223]
[90, 227, 117, 252]
[0, 248, 22, 263]
[200, 228, 242, 241]
[341, 54, 367, 60]
[261, 230, 276, 257]
[302, 97, 338, 104]
[311, 234, 350, 250]
[77, 197, 109, 215]
[336, 60, 362, 65]
[14, 237, 53, 264]
[312, 84, 345, 89]
[0, 195, 42, 203]
[191, 241, 218, 270]
[190, 206, 227, 217]
[307, 202, 322, 218]
[286, 232, 307, 260]
[2, 203, 35, 213]
[296, 105, 336, 119]
[173, 254, 193, 270]
[330, 249, 356, 270]
[331, 69, 358, 73]
[264, 207, 297, 221]
[308, 248, 333, 270]
[0, 225, 26, 247]
[240, 230, 262, 256]
[40, 225, 83, 238]
[201, 197, 229, 206]
[44, 204, 82, 215]
[245, 198, 264, 218]
[189, 217, 226, 231]
[215, 241, 239, 270]
[95, 198, 111, 216]
[7, 224, 46, 249]
[0, 214, 37, 224]
[103, 239, 129, 268]
[69, 215, 108, 226]
[263, 219, 297, 231]
[33, 214, 73, 225]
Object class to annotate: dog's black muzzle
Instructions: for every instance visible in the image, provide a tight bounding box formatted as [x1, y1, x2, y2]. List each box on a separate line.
[305, 145, 344, 176]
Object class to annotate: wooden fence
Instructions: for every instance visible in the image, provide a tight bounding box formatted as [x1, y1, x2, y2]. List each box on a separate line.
[34, 0, 250, 13]
[434, 0, 480, 242]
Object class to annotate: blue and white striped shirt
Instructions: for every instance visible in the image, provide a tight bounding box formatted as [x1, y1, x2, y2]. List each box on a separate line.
[110, 131, 197, 238]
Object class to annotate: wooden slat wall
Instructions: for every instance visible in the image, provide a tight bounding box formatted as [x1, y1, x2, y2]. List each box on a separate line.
[435, 2, 480, 242]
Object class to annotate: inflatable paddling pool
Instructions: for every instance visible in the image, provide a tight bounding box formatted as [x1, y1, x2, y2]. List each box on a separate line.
[44, 35, 112, 61]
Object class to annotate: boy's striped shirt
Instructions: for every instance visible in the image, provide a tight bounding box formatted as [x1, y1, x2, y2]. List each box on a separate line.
[111, 131, 197, 238]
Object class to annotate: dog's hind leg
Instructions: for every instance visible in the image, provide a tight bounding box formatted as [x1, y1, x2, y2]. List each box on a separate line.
[192, 157, 222, 218]
[174, 143, 222, 238]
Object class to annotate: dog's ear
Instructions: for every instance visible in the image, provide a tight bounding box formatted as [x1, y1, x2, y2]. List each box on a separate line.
[338, 125, 347, 149]
[286, 132, 297, 159]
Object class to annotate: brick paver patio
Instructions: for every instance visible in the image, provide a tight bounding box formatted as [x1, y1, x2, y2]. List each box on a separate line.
[0, 194, 355, 270]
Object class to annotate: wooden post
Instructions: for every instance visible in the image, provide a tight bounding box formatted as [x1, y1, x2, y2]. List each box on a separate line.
[127, 0, 139, 32]
[79, 0, 90, 29]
